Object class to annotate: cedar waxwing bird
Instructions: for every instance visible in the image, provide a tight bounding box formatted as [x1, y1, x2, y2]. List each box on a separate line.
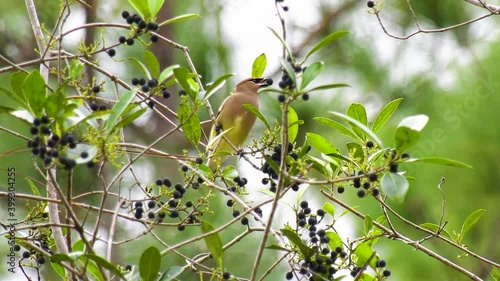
[207, 77, 273, 170]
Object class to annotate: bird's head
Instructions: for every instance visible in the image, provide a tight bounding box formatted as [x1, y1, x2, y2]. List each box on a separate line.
[236, 77, 273, 93]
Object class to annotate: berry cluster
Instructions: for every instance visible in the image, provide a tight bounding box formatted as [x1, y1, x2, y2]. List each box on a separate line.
[119, 11, 160, 47]
[278, 58, 310, 101]
[19, 224, 53, 268]
[261, 142, 300, 192]
[27, 117, 92, 169]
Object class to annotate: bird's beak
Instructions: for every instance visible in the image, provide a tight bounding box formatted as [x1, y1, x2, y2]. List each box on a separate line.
[256, 78, 273, 88]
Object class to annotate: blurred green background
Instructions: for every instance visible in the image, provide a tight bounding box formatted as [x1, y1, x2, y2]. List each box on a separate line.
[0, 0, 499, 280]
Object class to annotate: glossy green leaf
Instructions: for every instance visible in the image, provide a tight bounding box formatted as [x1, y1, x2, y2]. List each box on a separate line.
[381, 172, 409, 203]
[300, 61, 323, 90]
[419, 223, 452, 239]
[159, 266, 184, 281]
[139, 247, 161, 281]
[69, 60, 84, 80]
[287, 106, 299, 143]
[86, 259, 106, 281]
[329, 111, 383, 148]
[144, 50, 160, 78]
[314, 117, 358, 139]
[364, 215, 373, 235]
[372, 98, 403, 133]
[306, 132, 338, 154]
[158, 65, 179, 84]
[204, 73, 234, 101]
[106, 90, 136, 135]
[303, 30, 350, 62]
[347, 103, 368, 140]
[406, 157, 472, 169]
[243, 103, 270, 129]
[148, 0, 165, 19]
[178, 98, 201, 148]
[460, 209, 485, 243]
[113, 107, 147, 133]
[268, 27, 292, 59]
[354, 242, 376, 269]
[322, 202, 335, 217]
[159, 13, 201, 26]
[281, 226, 314, 258]
[279, 57, 297, 87]
[252, 53, 267, 78]
[200, 220, 224, 268]
[265, 244, 290, 252]
[129, 57, 151, 80]
[394, 114, 429, 152]
[83, 253, 126, 280]
[347, 142, 364, 162]
[307, 83, 349, 93]
[128, 0, 150, 19]
[174, 68, 197, 100]
[305, 155, 331, 177]
[23, 71, 46, 116]
[45, 91, 66, 119]
[326, 231, 343, 251]
[51, 262, 66, 279]
[11, 71, 28, 102]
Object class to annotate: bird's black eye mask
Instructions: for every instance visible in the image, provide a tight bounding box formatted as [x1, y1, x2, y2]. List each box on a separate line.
[252, 78, 273, 87]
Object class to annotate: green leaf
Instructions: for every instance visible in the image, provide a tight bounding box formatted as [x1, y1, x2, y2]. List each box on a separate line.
[159, 266, 184, 281]
[306, 132, 338, 154]
[204, 73, 234, 101]
[372, 98, 403, 133]
[287, 106, 299, 143]
[0, 87, 26, 107]
[139, 247, 161, 281]
[326, 231, 343, 251]
[364, 215, 373, 235]
[380, 172, 409, 203]
[300, 61, 323, 90]
[158, 65, 179, 84]
[159, 13, 201, 26]
[0, 105, 15, 114]
[347, 142, 364, 162]
[86, 259, 106, 281]
[265, 244, 290, 252]
[329, 111, 383, 147]
[23, 71, 46, 116]
[279, 57, 297, 88]
[73, 240, 85, 252]
[281, 226, 314, 257]
[51, 262, 66, 279]
[174, 68, 197, 100]
[45, 91, 66, 119]
[322, 202, 335, 217]
[26, 178, 40, 196]
[394, 115, 429, 152]
[268, 27, 292, 59]
[252, 53, 267, 78]
[243, 103, 270, 129]
[419, 223, 452, 239]
[129, 57, 151, 80]
[307, 83, 349, 93]
[148, 0, 165, 19]
[490, 267, 500, 281]
[200, 220, 224, 268]
[128, 0, 150, 19]
[11, 71, 28, 102]
[178, 98, 201, 148]
[347, 103, 368, 140]
[106, 90, 136, 135]
[69, 60, 84, 80]
[144, 50, 160, 78]
[113, 107, 147, 132]
[406, 157, 472, 169]
[354, 242, 376, 269]
[460, 209, 485, 242]
[84, 254, 126, 280]
[314, 117, 358, 139]
[303, 30, 349, 62]
[51, 253, 80, 262]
